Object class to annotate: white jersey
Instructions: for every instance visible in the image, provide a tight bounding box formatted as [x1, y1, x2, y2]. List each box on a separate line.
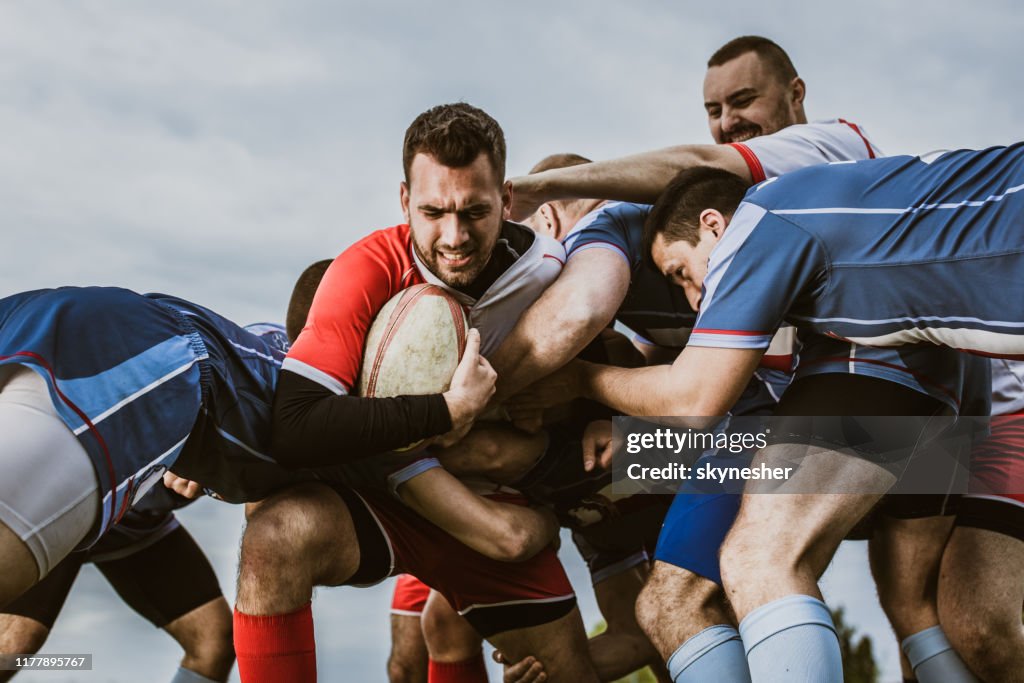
[730, 118, 882, 182]
[414, 222, 565, 356]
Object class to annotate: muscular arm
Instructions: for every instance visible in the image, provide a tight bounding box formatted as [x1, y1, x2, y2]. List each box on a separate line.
[577, 345, 765, 418]
[510, 144, 752, 220]
[490, 248, 631, 402]
[397, 468, 558, 563]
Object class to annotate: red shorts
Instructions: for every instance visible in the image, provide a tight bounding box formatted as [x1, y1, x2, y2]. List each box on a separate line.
[332, 485, 575, 638]
[968, 414, 1024, 503]
[956, 414, 1024, 541]
[390, 574, 430, 616]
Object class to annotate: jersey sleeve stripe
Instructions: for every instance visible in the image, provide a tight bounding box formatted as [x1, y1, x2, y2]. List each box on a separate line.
[728, 142, 766, 183]
[281, 357, 350, 395]
[688, 330, 774, 349]
[837, 119, 876, 159]
[566, 240, 631, 266]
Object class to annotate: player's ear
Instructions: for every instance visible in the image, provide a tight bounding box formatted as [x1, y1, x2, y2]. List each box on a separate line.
[400, 181, 411, 222]
[790, 76, 806, 107]
[539, 204, 560, 239]
[700, 208, 727, 238]
[501, 180, 513, 220]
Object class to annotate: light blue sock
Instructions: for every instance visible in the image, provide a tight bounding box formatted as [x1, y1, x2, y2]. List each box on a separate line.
[902, 625, 979, 683]
[170, 666, 219, 683]
[739, 594, 842, 683]
[667, 624, 751, 683]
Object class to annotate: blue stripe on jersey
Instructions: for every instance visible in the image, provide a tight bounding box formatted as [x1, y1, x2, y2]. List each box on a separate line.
[694, 144, 1024, 358]
[56, 336, 204, 434]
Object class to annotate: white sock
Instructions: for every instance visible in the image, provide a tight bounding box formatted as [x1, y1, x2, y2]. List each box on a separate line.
[739, 594, 842, 682]
[667, 624, 751, 682]
[902, 625, 979, 683]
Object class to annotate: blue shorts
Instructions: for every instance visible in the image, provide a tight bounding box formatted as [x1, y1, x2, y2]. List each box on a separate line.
[652, 448, 751, 586]
[0, 287, 294, 543]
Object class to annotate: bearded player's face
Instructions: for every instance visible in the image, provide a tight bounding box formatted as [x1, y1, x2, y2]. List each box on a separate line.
[402, 152, 510, 289]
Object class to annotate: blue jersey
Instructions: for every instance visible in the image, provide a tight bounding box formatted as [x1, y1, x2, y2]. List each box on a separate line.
[564, 202, 789, 411]
[565, 202, 696, 349]
[691, 144, 1024, 410]
[0, 287, 296, 544]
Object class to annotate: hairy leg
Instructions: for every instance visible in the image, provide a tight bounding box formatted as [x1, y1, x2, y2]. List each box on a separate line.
[488, 607, 599, 683]
[163, 597, 235, 682]
[940, 526, 1024, 682]
[869, 515, 953, 680]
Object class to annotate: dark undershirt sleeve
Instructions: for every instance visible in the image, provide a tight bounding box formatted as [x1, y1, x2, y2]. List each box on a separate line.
[270, 370, 453, 468]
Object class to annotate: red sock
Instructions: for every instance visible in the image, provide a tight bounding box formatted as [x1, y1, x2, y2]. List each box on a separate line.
[428, 652, 488, 683]
[234, 603, 317, 683]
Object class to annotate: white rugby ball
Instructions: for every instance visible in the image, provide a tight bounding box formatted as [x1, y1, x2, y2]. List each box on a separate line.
[358, 283, 469, 398]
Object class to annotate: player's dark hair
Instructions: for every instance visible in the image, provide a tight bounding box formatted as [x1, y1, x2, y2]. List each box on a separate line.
[708, 36, 798, 85]
[528, 153, 592, 174]
[286, 259, 333, 342]
[643, 167, 749, 257]
[403, 103, 507, 183]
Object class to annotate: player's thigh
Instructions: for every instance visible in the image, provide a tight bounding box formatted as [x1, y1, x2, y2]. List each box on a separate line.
[487, 607, 599, 683]
[726, 448, 889, 572]
[0, 551, 84, 654]
[0, 367, 100, 600]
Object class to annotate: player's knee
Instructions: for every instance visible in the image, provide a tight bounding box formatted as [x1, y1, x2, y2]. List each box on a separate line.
[240, 485, 343, 579]
[636, 567, 720, 642]
[421, 606, 479, 661]
[720, 529, 772, 593]
[387, 653, 426, 683]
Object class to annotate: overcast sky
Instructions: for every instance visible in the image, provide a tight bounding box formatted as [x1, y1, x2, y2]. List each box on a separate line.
[3, 2, 1019, 680]
[1, 1, 1020, 325]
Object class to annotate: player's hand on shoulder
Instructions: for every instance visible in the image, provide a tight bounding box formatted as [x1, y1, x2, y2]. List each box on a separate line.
[582, 419, 615, 472]
[494, 651, 547, 683]
[441, 329, 496, 443]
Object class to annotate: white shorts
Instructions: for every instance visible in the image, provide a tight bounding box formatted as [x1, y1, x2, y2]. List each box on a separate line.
[0, 366, 100, 577]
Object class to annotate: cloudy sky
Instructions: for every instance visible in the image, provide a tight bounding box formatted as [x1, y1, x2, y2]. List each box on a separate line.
[3, 1, 1020, 680]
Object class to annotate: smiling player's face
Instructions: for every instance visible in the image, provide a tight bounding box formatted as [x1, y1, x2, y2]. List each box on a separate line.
[703, 51, 803, 145]
[401, 152, 510, 288]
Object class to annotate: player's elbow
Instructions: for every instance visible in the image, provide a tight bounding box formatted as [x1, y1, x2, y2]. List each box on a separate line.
[491, 529, 539, 563]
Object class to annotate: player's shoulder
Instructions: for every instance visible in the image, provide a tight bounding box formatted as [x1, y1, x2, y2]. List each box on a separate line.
[329, 224, 416, 280]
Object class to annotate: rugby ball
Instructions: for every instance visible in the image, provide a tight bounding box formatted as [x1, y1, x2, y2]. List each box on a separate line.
[358, 284, 469, 398]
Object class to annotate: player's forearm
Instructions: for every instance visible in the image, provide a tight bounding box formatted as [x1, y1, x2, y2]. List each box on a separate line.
[576, 360, 710, 417]
[493, 312, 609, 402]
[270, 371, 451, 467]
[528, 145, 731, 205]
[398, 469, 556, 562]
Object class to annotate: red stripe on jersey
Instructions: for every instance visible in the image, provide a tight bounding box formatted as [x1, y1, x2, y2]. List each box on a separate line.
[729, 143, 766, 183]
[838, 119, 876, 159]
[760, 354, 794, 372]
[543, 253, 565, 265]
